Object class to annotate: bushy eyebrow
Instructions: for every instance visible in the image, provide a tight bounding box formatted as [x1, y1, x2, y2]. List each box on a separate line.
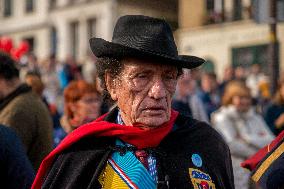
[123, 63, 178, 77]
[126, 67, 153, 75]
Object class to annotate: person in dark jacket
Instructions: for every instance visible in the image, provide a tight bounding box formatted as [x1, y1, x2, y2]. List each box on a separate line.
[33, 15, 234, 189]
[0, 52, 53, 171]
[0, 125, 35, 189]
[264, 78, 284, 136]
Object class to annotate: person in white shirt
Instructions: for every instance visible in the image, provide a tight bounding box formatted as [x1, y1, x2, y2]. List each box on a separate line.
[211, 80, 274, 189]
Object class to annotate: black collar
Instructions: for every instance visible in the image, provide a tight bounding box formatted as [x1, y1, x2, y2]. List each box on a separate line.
[103, 107, 119, 123]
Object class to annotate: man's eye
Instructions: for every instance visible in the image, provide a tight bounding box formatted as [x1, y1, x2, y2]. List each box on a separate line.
[165, 75, 175, 80]
[136, 74, 148, 79]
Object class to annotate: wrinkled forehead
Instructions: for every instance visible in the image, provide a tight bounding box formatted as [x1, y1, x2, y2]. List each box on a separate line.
[120, 57, 179, 74]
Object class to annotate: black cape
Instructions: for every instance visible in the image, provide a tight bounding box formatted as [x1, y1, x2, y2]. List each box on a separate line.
[42, 109, 234, 189]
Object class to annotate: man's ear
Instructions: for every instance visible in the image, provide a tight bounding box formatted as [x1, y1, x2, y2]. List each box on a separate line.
[105, 72, 118, 101]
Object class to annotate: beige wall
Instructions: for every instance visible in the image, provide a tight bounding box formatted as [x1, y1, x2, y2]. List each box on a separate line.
[177, 20, 284, 80]
[179, 0, 205, 28]
[49, 0, 116, 61]
[0, 0, 50, 59]
[1, 0, 178, 62]
[0, 0, 49, 34]
[117, 0, 177, 23]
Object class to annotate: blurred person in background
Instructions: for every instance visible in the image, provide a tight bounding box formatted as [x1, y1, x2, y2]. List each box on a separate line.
[246, 64, 267, 110]
[19, 53, 41, 81]
[41, 54, 62, 111]
[219, 66, 235, 96]
[0, 124, 35, 189]
[60, 80, 102, 134]
[234, 66, 247, 82]
[198, 72, 221, 120]
[0, 52, 53, 170]
[211, 80, 274, 189]
[264, 78, 284, 136]
[189, 67, 202, 91]
[256, 75, 271, 114]
[25, 71, 63, 147]
[25, 71, 48, 106]
[173, 70, 209, 122]
[59, 55, 82, 88]
[246, 64, 266, 100]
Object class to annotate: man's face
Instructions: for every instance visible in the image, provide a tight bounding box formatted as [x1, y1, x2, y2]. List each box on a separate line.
[107, 58, 178, 129]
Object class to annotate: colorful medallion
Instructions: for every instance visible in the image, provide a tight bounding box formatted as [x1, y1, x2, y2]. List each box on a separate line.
[98, 140, 156, 189]
[189, 168, 216, 189]
[191, 153, 202, 167]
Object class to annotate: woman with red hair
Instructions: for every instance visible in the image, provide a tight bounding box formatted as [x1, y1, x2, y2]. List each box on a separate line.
[61, 80, 102, 133]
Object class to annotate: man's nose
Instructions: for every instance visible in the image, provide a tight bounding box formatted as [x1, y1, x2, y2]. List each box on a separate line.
[148, 79, 167, 99]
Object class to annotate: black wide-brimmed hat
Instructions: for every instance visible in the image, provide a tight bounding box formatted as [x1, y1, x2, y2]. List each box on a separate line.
[89, 15, 204, 69]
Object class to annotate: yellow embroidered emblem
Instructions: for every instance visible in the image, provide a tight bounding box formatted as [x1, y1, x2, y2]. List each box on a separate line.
[98, 162, 129, 188]
[189, 168, 216, 189]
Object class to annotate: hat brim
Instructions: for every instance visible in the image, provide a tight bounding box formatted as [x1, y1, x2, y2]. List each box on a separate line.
[90, 38, 204, 69]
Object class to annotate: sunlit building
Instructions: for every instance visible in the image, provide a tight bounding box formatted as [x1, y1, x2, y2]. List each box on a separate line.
[0, 0, 178, 62]
[177, 0, 284, 79]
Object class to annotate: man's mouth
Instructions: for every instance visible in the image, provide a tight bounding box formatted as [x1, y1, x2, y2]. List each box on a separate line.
[142, 107, 166, 114]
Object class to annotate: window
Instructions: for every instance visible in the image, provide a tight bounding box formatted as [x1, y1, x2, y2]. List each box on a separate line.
[69, 0, 85, 5]
[205, 0, 224, 24]
[23, 37, 35, 53]
[26, 0, 34, 13]
[232, 44, 270, 74]
[50, 27, 57, 56]
[25, 0, 34, 13]
[87, 18, 96, 39]
[233, 0, 242, 20]
[49, 0, 57, 10]
[70, 21, 79, 59]
[4, 0, 12, 17]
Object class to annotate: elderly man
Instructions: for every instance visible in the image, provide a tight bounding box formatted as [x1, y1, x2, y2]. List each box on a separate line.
[33, 15, 234, 189]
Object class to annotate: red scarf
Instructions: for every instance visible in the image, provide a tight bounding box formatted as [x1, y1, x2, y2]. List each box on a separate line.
[32, 110, 179, 189]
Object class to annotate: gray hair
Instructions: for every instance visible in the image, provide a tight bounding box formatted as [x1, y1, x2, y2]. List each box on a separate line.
[96, 57, 123, 105]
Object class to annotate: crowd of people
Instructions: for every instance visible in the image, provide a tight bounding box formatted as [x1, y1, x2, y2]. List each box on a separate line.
[0, 15, 283, 189]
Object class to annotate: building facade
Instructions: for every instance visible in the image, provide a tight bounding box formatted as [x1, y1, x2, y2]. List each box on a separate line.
[0, 0, 177, 62]
[177, 0, 284, 80]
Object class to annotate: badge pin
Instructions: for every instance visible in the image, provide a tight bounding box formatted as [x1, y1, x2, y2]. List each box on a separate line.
[189, 168, 216, 189]
[191, 153, 202, 167]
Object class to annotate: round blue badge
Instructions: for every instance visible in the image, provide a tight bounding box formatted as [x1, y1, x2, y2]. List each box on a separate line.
[191, 153, 202, 167]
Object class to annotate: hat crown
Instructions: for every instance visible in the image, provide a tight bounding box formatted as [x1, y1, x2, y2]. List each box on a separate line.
[89, 15, 204, 69]
[112, 15, 178, 57]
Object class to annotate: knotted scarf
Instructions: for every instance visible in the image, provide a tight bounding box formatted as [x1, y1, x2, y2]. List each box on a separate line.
[32, 110, 178, 189]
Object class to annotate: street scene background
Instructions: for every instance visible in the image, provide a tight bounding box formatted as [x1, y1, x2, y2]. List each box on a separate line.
[1, 0, 284, 189]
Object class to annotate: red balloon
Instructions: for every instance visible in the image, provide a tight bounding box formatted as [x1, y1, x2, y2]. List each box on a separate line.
[10, 48, 22, 61]
[0, 37, 3, 50]
[0, 36, 13, 53]
[18, 41, 30, 54]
